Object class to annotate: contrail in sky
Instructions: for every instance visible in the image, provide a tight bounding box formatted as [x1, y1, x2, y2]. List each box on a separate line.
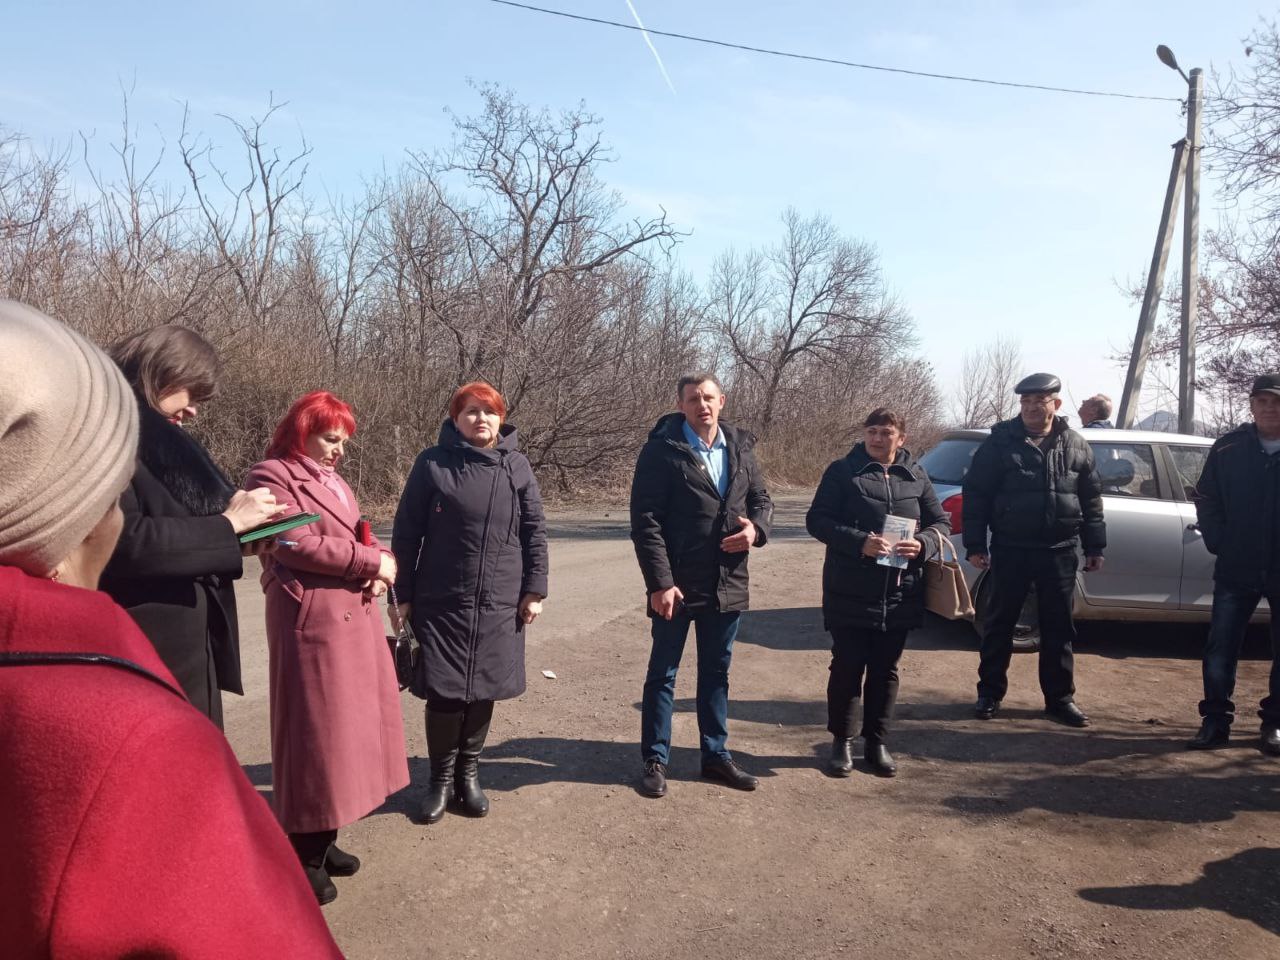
[624, 0, 677, 94]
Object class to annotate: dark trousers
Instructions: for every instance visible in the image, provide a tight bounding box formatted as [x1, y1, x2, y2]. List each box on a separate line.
[1200, 581, 1280, 728]
[978, 546, 1077, 707]
[827, 627, 908, 744]
[289, 829, 338, 869]
[640, 610, 740, 765]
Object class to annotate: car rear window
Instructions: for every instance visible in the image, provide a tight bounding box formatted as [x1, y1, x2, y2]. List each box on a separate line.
[919, 439, 981, 485]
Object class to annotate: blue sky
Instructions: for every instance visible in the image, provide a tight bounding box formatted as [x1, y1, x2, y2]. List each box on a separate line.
[2, 1, 1268, 422]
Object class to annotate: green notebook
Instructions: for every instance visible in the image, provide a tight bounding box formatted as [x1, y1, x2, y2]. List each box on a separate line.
[237, 512, 322, 544]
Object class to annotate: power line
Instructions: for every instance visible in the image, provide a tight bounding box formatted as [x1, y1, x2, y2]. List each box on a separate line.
[489, 0, 1184, 104]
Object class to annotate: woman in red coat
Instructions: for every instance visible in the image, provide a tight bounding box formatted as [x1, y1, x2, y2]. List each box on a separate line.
[0, 301, 342, 957]
[246, 391, 410, 905]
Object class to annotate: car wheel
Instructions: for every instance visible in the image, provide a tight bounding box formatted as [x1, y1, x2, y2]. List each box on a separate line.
[973, 575, 1042, 653]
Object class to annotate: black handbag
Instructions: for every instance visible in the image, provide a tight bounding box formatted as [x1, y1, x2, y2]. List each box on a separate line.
[386, 586, 419, 692]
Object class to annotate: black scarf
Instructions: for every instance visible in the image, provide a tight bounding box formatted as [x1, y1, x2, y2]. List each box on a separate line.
[136, 402, 235, 517]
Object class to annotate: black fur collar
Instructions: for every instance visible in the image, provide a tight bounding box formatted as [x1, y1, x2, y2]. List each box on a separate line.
[136, 403, 235, 517]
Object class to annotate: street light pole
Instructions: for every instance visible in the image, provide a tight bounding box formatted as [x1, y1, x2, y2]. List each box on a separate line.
[1179, 67, 1204, 434]
[1118, 46, 1203, 432]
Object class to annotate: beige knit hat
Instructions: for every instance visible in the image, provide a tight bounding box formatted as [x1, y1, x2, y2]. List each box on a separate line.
[0, 301, 138, 575]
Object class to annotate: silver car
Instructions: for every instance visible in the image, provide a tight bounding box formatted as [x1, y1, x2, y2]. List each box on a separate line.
[918, 427, 1267, 649]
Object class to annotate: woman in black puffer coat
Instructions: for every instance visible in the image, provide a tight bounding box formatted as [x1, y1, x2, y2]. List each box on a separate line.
[392, 382, 549, 825]
[806, 407, 949, 778]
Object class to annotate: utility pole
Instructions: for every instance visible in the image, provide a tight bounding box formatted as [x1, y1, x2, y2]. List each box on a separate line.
[1179, 67, 1203, 434]
[1118, 46, 1203, 432]
[1117, 140, 1187, 429]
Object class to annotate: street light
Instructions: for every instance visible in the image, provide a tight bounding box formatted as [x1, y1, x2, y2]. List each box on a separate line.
[1116, 46, 1203, 434]
[1156, 44, 1190, 83]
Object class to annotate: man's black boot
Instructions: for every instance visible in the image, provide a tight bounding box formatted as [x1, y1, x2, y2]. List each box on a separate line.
[1186, 719, 1230, 750]
[827, 737, 854, 777]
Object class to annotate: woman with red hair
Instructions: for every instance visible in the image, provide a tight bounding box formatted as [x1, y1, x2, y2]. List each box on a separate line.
[245, 390, 409, 905]
[392, 381, 549, 825]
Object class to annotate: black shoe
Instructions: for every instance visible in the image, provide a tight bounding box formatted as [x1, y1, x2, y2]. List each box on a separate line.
[1046, 702, 1090, 728]
[864, 743, 897, 778]
[974, 697, 1000, 720]
[1261, 726, 1280, 756]
[1186, 720, 1230, 750]
[304, 865, 337, 906]
[827, 737, 854, 777]
[453, 701, 493, 818]
[640, 759, 667, 798]
[324, 843, 360, 877]
[701, 758, 759, 791]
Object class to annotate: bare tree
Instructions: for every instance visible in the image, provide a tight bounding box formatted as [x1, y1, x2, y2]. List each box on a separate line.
[954, 335, 1022, 427]
[711, 208, 914, 441]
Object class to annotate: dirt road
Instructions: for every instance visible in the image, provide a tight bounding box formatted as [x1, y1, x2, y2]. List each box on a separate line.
[224, 495, 1280, 959]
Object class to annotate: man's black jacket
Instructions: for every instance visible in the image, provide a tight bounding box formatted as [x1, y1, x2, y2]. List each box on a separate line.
[961, 415, 1106, 556]
[630, 413, 773, 615]
[1194, 422, 1280, 590]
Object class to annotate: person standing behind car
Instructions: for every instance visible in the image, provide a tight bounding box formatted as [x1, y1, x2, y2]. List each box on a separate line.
[101, 326, 284, 728]
[962, 373, 1106, 728]
[630, 373, 773, 799]
[1187, 375, 1280, 755]
[806, 408, 950, 778]
[392, 382, 548, 826]
[1078, 394, 1115, 429]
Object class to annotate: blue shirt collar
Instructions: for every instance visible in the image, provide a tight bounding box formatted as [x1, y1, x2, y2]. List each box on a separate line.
[682, 420, 726, 451]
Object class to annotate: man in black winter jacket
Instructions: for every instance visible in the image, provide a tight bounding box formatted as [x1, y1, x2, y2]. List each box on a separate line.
[630, 373, 773, 798]
[1187, 375, 1280, 755]
[962, 373, 1106, 727]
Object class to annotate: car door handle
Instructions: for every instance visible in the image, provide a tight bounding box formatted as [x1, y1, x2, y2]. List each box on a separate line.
[1186, 523, 1201, 533]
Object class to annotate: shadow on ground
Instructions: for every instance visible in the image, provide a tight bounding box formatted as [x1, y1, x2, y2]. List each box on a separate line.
[364, 737, 826, 819]
[1080, 848, 1280, 935]
[944, 763, 1280, 824]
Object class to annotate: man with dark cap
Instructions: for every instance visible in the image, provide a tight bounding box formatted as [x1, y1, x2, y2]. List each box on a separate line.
[962, 373, 1106, 726]
[1187, 374, 1280, 754]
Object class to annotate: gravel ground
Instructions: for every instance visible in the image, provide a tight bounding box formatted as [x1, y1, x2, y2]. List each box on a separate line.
[224, 494, 1280, 959]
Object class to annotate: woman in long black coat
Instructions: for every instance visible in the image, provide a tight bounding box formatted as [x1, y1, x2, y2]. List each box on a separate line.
[806, 407, 950, 778]
[392, 381, 549, 825]
[100, 326, 282, 727]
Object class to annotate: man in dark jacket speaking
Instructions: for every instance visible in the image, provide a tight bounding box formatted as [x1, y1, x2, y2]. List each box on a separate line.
[630, 373, 773, 798]
[1187, 375, 1280, 754]
[962, 373, 1106, 727]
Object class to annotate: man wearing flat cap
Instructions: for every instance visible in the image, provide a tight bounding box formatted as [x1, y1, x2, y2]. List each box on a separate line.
[1187, 374, 1280, 754]
[962, 373, 1106, 727]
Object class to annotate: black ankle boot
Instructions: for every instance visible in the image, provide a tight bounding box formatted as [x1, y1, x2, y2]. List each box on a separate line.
[864, 742, 898, 778]
[418, 705, 464, 825]
[290, 831, 338, 905]
[827, 737, 854, 777]
[324, 842, 360, 877]
[454, 700, 493, 818]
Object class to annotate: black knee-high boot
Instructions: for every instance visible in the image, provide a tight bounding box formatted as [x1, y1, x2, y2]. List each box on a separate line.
[289, 830, 338, 905]
[418, 703, 465, 825]
[454, 699, 494, 818]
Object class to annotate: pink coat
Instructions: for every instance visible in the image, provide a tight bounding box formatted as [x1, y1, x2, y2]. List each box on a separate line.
[245, 457, 409, 834]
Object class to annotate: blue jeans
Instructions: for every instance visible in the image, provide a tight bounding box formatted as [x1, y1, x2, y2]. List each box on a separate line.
[640, 610, 740, 766]
[1200, 581, 1280, 728]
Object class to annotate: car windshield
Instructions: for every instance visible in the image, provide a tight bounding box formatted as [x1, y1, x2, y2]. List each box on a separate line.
[919, 438, 981, 485]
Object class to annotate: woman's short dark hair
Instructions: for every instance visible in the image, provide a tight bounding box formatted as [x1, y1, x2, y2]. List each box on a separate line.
[109, 326, 221, 409]
[864, 407, 906, 433]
